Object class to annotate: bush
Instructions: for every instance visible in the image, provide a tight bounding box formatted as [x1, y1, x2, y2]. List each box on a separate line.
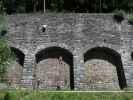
[0, 38, 13, 82]
[113, 10, 125, 23]
[4, 90, 30, 100]
[128, 14, 133, 25]
[0, 15, 14, 83]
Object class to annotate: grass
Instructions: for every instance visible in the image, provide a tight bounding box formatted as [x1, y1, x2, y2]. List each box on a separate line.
[0, 90, 133, 100]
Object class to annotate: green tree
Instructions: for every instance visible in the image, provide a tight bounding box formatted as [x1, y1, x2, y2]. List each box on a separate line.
[0, 39, 12, 82]
[0, 16, 13, 82]
[0, 0, 6, 14]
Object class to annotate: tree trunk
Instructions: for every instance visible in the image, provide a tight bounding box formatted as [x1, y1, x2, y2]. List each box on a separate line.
[44, 0, 45, 12]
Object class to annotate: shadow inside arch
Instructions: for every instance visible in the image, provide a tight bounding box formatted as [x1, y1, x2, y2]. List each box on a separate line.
[10, 47, 25, 66]
[35, 46, 74, 90]
[84, 47, 127, 90]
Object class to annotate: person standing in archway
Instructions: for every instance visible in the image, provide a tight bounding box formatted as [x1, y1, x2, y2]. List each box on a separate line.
[56, 56, 63, 90]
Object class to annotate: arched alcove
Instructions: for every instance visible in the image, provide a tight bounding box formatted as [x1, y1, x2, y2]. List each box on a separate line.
[35, 46, 74, 90]
[6, 47, 25, 87]
[84, 47, 127, 90]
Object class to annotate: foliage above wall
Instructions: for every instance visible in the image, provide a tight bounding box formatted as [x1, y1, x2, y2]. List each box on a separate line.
[128, 14, 133, 25]
[113, 10, 125, 23]
[0, 0, 133, 14]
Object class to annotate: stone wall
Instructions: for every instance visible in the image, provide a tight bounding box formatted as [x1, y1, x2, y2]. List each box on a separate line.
[6, 13, 133, 90]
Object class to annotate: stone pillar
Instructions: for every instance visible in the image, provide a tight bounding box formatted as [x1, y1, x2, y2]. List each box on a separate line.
[120, 22, 132, 88]
[21, 53, 35, 89]
[73, 48, 85, 90]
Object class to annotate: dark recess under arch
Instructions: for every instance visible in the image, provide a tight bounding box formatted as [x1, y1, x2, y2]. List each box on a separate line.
[131, 52, 133, 59]
[10, 47, 25, 66]
[84, 47, 127, 89]
[35, 46, 74, 90]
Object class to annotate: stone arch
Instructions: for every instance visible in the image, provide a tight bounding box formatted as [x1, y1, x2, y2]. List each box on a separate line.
[84, 47, 127, 90]
[34, 43, 74, 55]
[35, 46, 74, 90]
[8, 42, 27, 55]
[6, 47, 25, 87]
[82, 42, 121, 55]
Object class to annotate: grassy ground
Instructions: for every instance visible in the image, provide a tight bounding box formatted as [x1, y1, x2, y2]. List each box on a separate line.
[0, 90, 133, 100]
